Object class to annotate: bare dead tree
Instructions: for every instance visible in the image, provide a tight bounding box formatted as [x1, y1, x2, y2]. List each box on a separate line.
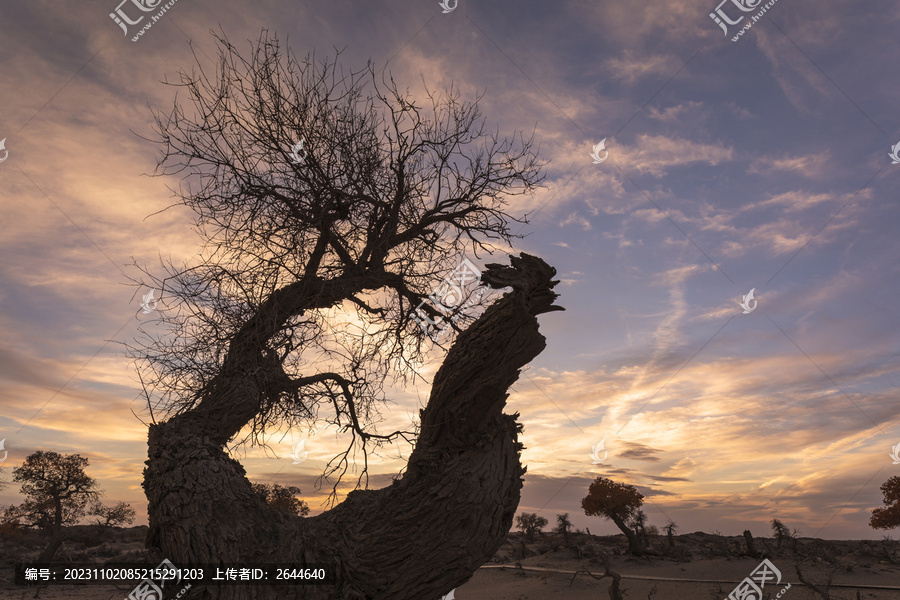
[569, 552, 625, 600]
[571, 524, 627, 599]
[128, 27, 557, 600]
[794, 559, 834, 600]
[793, 541, 851, 600]
[663, 519, 678, 552]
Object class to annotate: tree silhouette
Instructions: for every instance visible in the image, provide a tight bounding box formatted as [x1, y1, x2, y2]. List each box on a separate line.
[581, 476, 645, 556]
[0, 451, 131, 564]
[555, 512, 572, 542]
[1, 451, 100, 533]
[89, 501, 137, 528]
[251, 483, 310, 517]
[770, 518, 800, 554]
[629, 508, 649, 547]
[663, 519, 678, 551]
[870, 476, 900, 530]
[129, 27, 559, 600]
[515, 512, 548, 542]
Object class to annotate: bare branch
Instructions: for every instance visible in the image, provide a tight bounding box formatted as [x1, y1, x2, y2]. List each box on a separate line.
[129, 27, 546, 491]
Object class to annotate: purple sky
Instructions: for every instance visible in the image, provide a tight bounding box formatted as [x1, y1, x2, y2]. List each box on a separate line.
[1, 0, 900, 541]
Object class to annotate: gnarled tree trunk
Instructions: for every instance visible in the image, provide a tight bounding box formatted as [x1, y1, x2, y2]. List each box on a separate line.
[143, 253, 563, 599]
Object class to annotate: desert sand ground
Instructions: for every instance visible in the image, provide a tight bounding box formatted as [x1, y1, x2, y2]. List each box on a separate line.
[2, 528, 900, 599]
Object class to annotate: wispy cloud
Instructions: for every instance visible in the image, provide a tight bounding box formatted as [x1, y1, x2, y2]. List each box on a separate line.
[1, 0, 898, 542]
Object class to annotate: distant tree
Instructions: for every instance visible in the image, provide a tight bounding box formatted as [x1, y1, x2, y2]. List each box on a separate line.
[663, 519, 678, 550]
[555, 512, 573, 542]
[89, 501, 136, 528]
[1, 451, 100, 533]
[251, 483, 310, 517]
[629, 509, 649, 547]
[516, 512, 548, 542]
[771, 519, 788, 549]
[1, 451, 112, 565]
[870, 477, 900, 530]
[581, 476, 645, 556]
[770, 518, 799, 554]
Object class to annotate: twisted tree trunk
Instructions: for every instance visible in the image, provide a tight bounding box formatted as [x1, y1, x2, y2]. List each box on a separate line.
[143, 253, 563, 599]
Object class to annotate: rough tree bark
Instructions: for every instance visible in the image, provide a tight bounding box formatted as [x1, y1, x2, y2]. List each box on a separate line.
[143, 253, 563, 600]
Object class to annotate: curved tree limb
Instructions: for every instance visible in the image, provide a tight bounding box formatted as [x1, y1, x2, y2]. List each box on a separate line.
[143, 252, 562, 599]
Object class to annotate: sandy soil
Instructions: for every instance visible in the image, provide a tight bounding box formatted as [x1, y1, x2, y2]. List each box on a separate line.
[454, 554, 900, 600]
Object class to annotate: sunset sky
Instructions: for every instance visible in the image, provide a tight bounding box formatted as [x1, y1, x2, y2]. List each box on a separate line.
[1, 0, 900, 542]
